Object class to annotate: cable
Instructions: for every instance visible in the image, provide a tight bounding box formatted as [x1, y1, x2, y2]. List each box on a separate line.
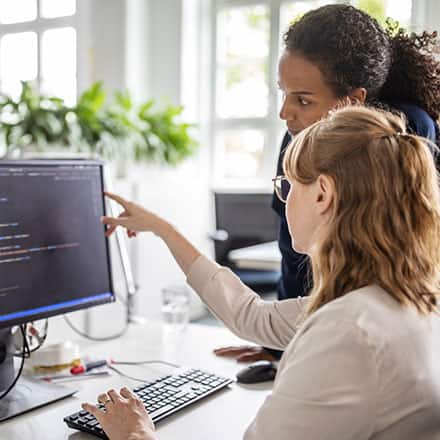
[108, 360, 181, 383]
[62, 280, 135, 341]
[13, 320, 49, 358]
[113, 360, 180, 368]
[0, 325, 26, 401]
[115, 292, 127, 306]
[61, 231, 136, 341]
[63, 314, 128, 342]
[107, 365, 148, 382]
[22, 328, 31, 359]
[28, 319, 49, 353]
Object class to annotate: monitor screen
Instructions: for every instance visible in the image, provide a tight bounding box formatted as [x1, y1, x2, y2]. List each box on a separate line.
[0, 160, 114, 328]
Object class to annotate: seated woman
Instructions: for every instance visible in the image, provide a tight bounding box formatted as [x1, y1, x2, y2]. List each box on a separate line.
[83, 106, 440, 440]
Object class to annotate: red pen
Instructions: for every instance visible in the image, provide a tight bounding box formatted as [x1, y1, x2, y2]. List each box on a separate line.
[70, 359, 109, 375]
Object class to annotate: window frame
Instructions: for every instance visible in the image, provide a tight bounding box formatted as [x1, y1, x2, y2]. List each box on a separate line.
[0, 0, 81, 102]
[211, 0, 282, 190]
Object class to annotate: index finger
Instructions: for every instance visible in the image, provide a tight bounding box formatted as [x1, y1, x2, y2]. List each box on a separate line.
[104, 191, 129, 207]
[214, 349, 256, 358]
[214, 346, 251, 354]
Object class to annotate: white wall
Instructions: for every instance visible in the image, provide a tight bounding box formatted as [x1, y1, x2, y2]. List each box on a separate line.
[77, 0, 127, 93]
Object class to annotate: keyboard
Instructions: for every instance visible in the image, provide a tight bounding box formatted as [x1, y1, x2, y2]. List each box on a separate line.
[64, 368, 233, 438]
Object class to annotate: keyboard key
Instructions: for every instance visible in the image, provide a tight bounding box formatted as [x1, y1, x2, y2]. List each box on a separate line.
[149, 404, 175, 418]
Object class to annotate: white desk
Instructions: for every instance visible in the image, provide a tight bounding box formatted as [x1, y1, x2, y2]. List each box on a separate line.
[0, 320, 271, 440]
[229, 241, 281, 271]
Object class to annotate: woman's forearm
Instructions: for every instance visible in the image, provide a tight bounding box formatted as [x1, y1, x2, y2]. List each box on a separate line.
[154, 220, 201, 275]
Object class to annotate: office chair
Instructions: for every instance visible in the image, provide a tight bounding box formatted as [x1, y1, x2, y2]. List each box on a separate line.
[210, 192, 280, 294]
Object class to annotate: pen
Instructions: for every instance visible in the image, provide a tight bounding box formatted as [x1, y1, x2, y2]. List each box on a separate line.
[70, 359, 109, 375]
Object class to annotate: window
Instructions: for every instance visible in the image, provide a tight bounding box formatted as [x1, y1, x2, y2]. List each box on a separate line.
[211, 0, 413, 188]
[0, 0, 77, 105]
[355, 0, 412, 28]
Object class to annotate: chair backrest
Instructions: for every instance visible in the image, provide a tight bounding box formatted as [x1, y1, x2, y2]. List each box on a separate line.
[213, 192, 279, 265]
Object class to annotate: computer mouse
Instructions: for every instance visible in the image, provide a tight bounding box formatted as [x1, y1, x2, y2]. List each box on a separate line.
[236, 360, 277, 384]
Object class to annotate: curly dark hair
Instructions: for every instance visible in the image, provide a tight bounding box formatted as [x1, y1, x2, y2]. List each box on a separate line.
[283, 4, 440, 121]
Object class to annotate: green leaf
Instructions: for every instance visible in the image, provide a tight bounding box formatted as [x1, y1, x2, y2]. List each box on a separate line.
[77, 81, 106, 112]
[114, 90, 132, 111]
[138, 100, 155, 118]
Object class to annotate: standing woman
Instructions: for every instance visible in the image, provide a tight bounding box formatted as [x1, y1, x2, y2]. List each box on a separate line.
[215, 3, 440, 363]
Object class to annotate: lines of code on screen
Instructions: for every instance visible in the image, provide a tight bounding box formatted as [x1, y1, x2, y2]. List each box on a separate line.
[0, 163, 112, 321]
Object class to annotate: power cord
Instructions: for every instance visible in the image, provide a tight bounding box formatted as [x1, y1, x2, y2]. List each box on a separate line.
[109, 359, 181, 382]
[62, 261, 137, 341]
[63, 284, 133, 342]
[107, 365, 147, 382]
[113, 360, 180, 368]
[0, 325, 27, 401]
[30, 320, 48, 352]
[63, 314, 129, 342]
[13, 320, 49, 358]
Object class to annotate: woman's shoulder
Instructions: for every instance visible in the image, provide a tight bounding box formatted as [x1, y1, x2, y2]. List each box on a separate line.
[300, 284, 440, 351]
[301, 285, 413, 342]
[313, 285, 391, 316]
[385, 100, 439, 142]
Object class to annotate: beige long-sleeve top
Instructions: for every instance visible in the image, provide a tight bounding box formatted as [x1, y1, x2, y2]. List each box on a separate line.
[187, 255, 440, 440]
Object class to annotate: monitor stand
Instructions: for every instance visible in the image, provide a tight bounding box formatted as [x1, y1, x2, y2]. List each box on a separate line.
[0, 328, 77, 422]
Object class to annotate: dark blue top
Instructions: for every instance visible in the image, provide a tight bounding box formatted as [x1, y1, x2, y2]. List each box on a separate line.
[272, 102, 440, 300]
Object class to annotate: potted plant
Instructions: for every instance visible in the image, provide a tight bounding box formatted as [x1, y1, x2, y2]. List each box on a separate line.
[0, 81, 199, 171]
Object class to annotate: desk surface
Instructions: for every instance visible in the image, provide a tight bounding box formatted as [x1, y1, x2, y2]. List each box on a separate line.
[0, 320, 271, 440]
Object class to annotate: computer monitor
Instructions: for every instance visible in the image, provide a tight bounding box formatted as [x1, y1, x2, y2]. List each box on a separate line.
[0, 160, 114, 421]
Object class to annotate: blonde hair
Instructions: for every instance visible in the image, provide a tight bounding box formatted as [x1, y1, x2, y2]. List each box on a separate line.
[283, 106, 440, 317]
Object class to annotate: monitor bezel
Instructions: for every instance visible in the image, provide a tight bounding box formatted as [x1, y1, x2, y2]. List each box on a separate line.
[0, 159, 115, 329]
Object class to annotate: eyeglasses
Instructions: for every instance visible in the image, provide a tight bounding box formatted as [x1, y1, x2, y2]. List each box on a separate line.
[272, 175, 290, 203]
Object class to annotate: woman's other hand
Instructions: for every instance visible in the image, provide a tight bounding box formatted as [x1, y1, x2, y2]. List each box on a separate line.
[214, 345, 277, 363]
[82, 388, 158, 440]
